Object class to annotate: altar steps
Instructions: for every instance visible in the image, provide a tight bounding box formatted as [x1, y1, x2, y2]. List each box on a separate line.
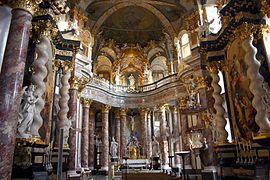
[123, 172, 179, 180]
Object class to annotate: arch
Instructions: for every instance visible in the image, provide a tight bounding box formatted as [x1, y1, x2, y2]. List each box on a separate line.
[91, 2, 176, 39]
[147, 47, 165, 60]
[100, 47, 117, 60]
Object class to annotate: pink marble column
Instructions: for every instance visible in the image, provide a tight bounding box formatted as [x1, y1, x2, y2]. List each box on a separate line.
[115, 110, 121, 159]
[120, 108, 128, 157]
[67, 77, 79, 170]
[0, 4, 37, 179]
[139, 108, 149, 158]
[147, 112, 152, 157]
[158, 105, 169, 169]
[81, 98, 92, 168]
[101, 104, 111, 171]
[89, 108, 95, 170]
[172, 106, 180, 166]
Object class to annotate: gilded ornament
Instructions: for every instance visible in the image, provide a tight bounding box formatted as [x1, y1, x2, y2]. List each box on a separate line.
[81, 98, 92, 108]
[69, 76, 80, 90]
[10, 0, 42, 15]
[102, 104, 111, 113]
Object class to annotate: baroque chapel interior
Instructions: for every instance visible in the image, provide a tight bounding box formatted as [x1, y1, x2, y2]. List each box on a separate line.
[0, 0, 270, 180]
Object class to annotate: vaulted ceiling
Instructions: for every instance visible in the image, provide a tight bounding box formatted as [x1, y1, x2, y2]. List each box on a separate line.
[73, 0, 196, 44]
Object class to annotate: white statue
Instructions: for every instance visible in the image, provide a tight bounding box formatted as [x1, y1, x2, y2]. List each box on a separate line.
[17, 84, 38, 138]
[152, 136, 160, 157]
[110, 137, 118, 157]
[128, 74, 136, 90]
[115, 65, 121, 85]
[181, 74, 197, 107]
[95, 136, 102, 152]
[130, 116, 135, 132]
[198, 19, 214, 38]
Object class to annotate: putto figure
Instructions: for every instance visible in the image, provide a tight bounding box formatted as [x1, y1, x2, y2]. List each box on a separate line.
[17, 84, 38, 138]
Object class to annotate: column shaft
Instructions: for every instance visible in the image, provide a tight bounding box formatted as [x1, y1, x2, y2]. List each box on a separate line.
[207, 64, 228, 144]
[120, 108, 127, 157]
[0, 8, 33, 179]
[242, 35, 270, 132]
[115, 110, 121, 159]
[159, 105, 169, 168]
[147, 112, 152, 157]
[67, 80, 79, 169]
[101, 105, 111, 171]
[89, 108, 95, 170]
[172, 107, 180, 166]
[139, 108, 149, 158]
[81, 98, 91, 168]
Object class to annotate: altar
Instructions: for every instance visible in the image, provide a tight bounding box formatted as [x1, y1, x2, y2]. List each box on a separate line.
[121, 159, 150, 169]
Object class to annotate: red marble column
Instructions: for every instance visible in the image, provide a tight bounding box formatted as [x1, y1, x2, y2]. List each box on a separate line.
[89, 108, 95, 170]
[0, 3, 39, 179]
[115, 110, 121, 159]
[158, 105, 169, 169]
[81, 98, 92, 168]
[120, 108, 127, 157]
[67, 77, 79, 170]
[139, 108, 149, 158]
[101, 104, 111, 171]
[172, 106, 180, 166]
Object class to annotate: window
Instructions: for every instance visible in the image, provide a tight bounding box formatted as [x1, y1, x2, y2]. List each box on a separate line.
[181, 33, 191, 58]
[205, 6, 222, 34]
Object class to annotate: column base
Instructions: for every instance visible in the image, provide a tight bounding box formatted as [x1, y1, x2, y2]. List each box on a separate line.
[172, 164, 182, 177]
[99, 169, 109, 175]
[201, 166, 217, 180]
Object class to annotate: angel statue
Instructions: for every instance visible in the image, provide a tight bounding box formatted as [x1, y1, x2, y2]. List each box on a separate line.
[17, 84, 38, 137]
[110, 137, 118, 158]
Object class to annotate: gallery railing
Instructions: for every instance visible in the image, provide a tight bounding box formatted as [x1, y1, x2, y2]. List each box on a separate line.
[88, 73, 179, 94]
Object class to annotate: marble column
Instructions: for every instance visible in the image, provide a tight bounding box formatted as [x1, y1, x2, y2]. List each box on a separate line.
[89, 107, 95, 170]
[207, 64, 228, 144]
[80, 98, 92, 168]
[139, 108, 149, 158]
[57, 68, 71, 147]
[147, 112, 152, 157]
[67, 76, 79, 170]
[179, 112, 191, 167]
[158, 105, 169, 169]
[242, 35, 270, 133]
[30, 35, 52, 137]
[101, 104, 111, 171]
[115, 110, 121, 159]
[172, 106, 181, 167]
[120, 108, 128, 157]
[0, 1, 41, 179]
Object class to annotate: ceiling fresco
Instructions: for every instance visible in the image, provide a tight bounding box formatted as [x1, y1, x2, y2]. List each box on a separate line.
[101, 6, 163, 44]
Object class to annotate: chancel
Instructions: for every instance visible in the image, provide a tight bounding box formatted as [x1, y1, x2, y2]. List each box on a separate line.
[0, 0, 270, 180]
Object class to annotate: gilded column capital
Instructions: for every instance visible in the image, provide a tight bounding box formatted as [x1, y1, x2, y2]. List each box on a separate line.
[10, 0, 42, 15]
[78, 77, 90, 92]
[206, 63, 219, 74]
[115, 109, 121, 118]
[119, 108, 128, 115]
[260, 0, 270, 17]
[139, 107, 149, 116]
[178, 97, 188, 109]
[62, 61, 74, 74]
[81, 98, 92, 108]
[157, 104, 166, 113]
[69, 76, 80, 90]
[33, 20, 54, 40]
[102, 104, 111, 113]
[169, 106, 178, 114]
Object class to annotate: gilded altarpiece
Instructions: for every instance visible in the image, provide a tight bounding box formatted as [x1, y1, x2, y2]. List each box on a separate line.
[227, 38, 259, 139]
